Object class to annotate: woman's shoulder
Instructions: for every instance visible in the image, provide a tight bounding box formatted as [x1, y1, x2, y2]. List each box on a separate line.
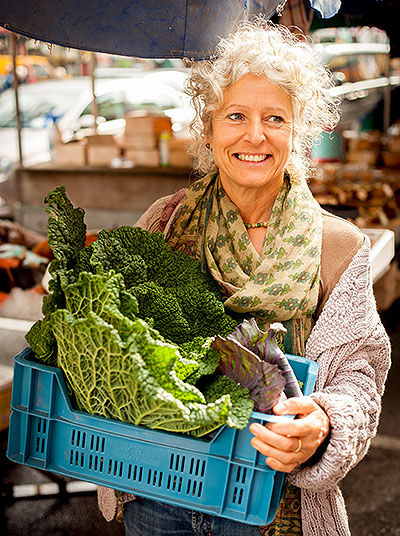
[317, 209, 365, 316]
[134, 189, 187, 232]
[321, 208, 364, 257]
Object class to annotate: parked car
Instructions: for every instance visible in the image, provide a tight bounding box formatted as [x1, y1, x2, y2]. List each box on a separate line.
[0, 75, 193, 176]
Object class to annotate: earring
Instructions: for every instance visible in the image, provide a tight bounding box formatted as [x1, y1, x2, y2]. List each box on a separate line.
[206, 143, 211, 149]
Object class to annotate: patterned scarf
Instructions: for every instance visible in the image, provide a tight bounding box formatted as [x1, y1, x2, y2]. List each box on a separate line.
[167, 171, 322, 356]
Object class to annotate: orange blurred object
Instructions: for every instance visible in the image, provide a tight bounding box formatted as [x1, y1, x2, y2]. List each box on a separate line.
[32, 240, 54, 261]
[0, 291, 10, 304]
[85, 234, 98, 246]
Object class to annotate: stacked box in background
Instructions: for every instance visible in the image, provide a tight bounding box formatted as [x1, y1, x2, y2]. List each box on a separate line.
[346, 131, 381, 167]
[84, 134, 120, 166]
[0, 364, 13, 432]
[122, 113, 172, 167]
[52, 134, 121, 167]
[53, 140, 87, 166]
[382, 128, 400, 168]
[50, 113, 194, 168]
[168, 138, 193, 168]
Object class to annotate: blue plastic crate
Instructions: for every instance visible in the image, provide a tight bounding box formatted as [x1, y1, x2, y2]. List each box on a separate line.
[7, 347, 318, 525]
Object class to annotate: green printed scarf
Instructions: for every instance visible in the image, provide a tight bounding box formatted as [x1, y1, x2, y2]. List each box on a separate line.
[167, 171, 322, 355]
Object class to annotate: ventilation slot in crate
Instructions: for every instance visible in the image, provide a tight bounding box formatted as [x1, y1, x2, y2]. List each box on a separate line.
[147, 469, 163, 487]
[166, 474, 183, 492]
[188, 457, 206, 477]
[108, 459, 124, 477]
[71, 429, 86, 449]
[69, 449, 85, 467]
[232, 466, 248, 505]
[34, 417, 47, 454]
[127, 464, 143, 482]
[236, 466, 247, 484]
[186, 479, 203, 497]
[88, 454, 104, 472]
[169, 453, 185, 473]
[89, 433, 105, 452]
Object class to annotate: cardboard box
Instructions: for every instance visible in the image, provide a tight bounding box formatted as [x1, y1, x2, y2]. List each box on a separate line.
[124, 113, 172, 147]
[388, 136, 400, 153]
[124, 147, 159, 167]
[168, 138, 193, 168]
[382, 151, 400, 168]
[122, 132, 157, 149]
[347, 131, 381, 152]
[373, 261, 400, 311]
[0, 364, 13, 432]
[53, 141, 86, 166]
[84, 134, 120, 166]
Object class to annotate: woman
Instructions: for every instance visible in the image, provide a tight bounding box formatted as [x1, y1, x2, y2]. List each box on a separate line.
[98, 20, 391, 536]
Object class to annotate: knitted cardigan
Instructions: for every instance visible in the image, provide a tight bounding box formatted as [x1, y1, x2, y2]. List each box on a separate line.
[97, 197, 391, 536]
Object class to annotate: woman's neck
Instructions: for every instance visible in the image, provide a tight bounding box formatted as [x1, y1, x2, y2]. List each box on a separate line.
[220, 177, 283, 224]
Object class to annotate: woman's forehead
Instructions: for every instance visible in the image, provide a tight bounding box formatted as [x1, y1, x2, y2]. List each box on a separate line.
[218, 74, 292, 111]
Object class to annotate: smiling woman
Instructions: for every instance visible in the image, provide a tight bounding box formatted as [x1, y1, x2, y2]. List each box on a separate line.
[98, 18, 391, 536]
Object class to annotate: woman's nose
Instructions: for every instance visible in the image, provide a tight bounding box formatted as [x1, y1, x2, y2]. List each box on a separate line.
[244, 118, 266, 145]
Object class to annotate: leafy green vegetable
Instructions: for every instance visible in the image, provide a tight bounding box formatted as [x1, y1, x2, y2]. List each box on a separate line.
[26, 186, 254, 436]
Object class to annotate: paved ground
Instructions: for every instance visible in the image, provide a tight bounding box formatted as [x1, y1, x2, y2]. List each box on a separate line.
[1, 301, 400, 536]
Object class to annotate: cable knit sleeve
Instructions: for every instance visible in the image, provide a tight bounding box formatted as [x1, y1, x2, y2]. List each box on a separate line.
[289, 240, 391, 491]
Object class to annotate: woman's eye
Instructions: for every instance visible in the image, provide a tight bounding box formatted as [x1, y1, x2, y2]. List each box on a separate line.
[268, 115, 284, 124]
[228, 112, 244, 121]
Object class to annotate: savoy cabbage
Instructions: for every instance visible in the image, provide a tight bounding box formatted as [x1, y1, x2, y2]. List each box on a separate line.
[26, 187, 262, 436]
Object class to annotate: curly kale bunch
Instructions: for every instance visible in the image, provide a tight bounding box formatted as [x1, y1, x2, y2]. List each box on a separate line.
[26, 186, 252, 437]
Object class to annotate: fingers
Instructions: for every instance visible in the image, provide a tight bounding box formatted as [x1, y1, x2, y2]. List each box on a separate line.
[249, 422, 300, 452]
[273, 397, 320, 416]
[250, 435, 301, 473]
[268, 399, 330, 439]
[248, 397, 331, 473]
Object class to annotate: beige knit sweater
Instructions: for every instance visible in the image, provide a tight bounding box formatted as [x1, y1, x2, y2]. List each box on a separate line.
[98, 195, 391, 536]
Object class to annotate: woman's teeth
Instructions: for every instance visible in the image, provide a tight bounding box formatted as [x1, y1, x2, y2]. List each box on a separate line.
[235, 154, 269, 162]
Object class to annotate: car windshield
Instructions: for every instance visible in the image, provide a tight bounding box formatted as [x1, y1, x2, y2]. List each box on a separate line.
[0, 81, 85, 128]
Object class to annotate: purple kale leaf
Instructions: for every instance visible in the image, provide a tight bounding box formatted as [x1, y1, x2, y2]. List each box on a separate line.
[212, 335, 285, 412]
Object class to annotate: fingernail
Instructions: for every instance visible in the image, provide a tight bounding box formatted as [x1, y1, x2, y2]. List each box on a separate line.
[250, 422, 263, 433]
[274, 402, 286, 413]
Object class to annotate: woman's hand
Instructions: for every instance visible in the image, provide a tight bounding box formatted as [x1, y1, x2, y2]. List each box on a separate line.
[249, 397, 330, 473]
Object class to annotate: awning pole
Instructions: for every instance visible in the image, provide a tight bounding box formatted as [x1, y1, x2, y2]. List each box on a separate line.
[89, 52, 98, 133]
[9, 31, 23, 166]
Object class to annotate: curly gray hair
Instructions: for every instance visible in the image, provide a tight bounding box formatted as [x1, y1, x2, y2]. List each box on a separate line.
[186, 18, 341, 178]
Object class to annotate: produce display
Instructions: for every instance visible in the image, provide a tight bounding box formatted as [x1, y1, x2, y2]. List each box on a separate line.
[26, 187, 289, 437]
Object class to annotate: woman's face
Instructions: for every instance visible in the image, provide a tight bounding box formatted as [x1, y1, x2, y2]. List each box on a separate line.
[208, 74, 293, 197]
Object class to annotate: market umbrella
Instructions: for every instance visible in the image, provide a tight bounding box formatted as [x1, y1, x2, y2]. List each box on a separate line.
[0, 0, 288, 59]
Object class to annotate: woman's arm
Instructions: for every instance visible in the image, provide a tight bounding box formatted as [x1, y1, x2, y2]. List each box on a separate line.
[289, 318, 390, 491]
[250, 239, 391, 490]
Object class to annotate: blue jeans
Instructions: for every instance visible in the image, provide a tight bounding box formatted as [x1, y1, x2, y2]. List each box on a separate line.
[123, 497, 261, 536]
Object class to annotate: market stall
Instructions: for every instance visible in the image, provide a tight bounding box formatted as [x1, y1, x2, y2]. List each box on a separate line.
[0, 1, 397, 523]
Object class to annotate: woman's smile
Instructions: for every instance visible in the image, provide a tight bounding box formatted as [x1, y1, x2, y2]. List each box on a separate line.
[234, 153, 272, 163]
